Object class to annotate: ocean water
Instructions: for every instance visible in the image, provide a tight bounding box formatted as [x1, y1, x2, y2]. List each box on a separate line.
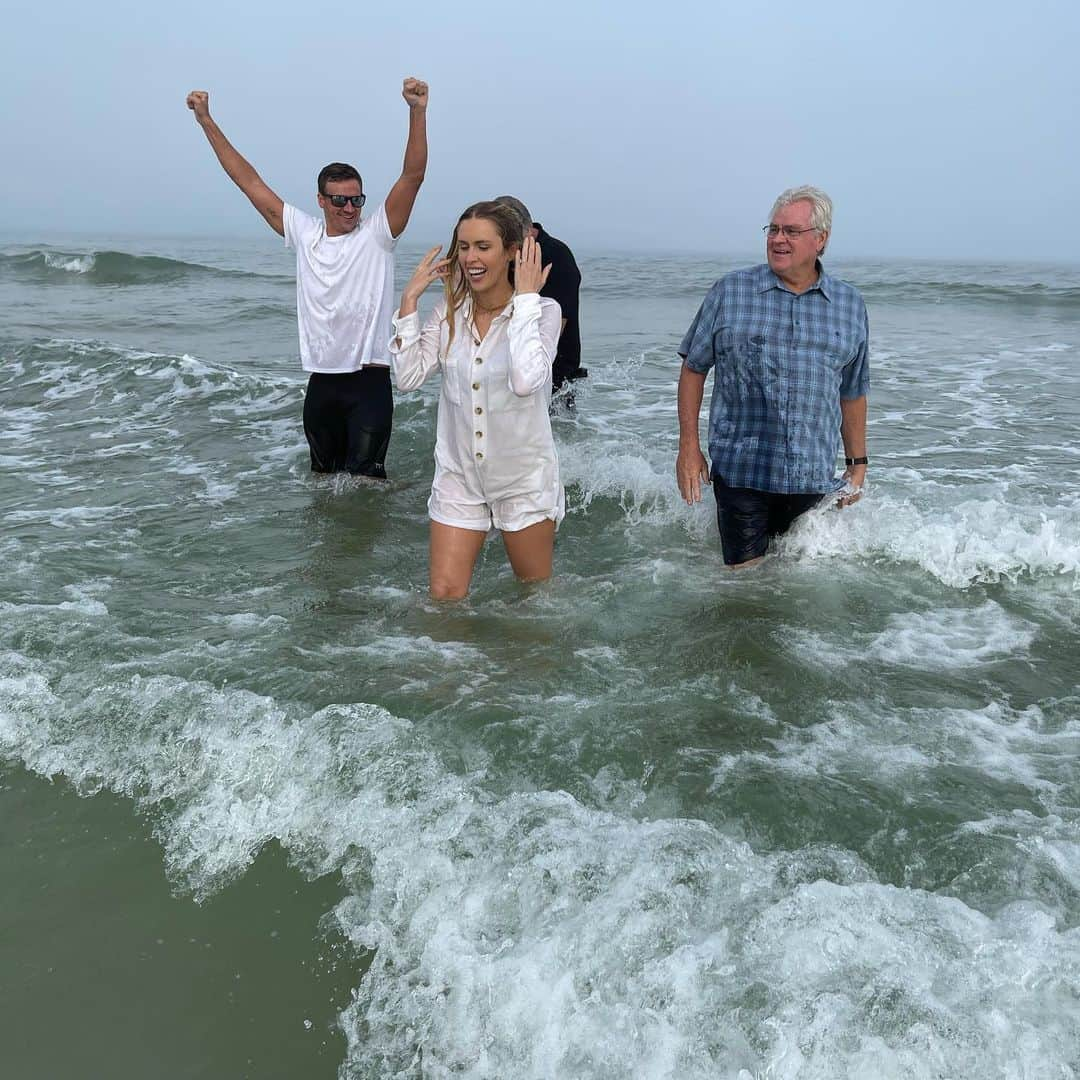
[2, 234, 1079, 1079]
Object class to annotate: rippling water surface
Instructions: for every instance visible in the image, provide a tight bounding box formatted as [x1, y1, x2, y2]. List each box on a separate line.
[2, 236, 1079, 1078]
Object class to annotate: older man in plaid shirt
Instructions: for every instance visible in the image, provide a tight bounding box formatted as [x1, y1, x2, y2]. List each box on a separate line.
[676, 186, 869, 567]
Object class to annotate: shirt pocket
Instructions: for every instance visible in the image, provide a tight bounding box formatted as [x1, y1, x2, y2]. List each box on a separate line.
[483, 348, 536, 411]
[809, 329, 855, 374]
[439, 350, 466, 405]
[715, 328, 769, 397]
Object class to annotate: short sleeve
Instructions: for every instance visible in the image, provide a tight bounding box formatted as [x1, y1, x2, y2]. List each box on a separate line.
[369, 203, 397, 253]
[679, 284, 722, 372]
[283, 203, 318, 252]
[839, 304, 870, 399]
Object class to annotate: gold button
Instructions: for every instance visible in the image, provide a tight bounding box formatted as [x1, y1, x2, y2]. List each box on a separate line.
[475, 451, 483, 460]
[474, 406, 483, 415]
[475, 431, 483, 438]
[472, 382, 480, 391]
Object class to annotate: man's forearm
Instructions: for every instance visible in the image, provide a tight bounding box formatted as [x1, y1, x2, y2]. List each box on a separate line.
[678, 364, 707, 447]
[384, 103, 428, 238]
[197, 117, 263, 193]
[401, 106, 428, 183]
[193, 111, 283, 235]
[839, 395, 868, 458]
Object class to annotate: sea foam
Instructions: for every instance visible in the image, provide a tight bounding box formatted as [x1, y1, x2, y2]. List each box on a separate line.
[2, 653, 1079, 1078]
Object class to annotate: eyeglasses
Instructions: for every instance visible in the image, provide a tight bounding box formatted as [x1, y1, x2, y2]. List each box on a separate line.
[763, 224, 818, 238]
[325, 194, 366, 208]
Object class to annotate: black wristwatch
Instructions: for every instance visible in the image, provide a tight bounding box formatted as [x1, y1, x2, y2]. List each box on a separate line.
[844, 456, 869, 466]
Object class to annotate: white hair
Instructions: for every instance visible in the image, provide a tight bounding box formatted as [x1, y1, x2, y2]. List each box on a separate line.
[770, 185, 833, 245]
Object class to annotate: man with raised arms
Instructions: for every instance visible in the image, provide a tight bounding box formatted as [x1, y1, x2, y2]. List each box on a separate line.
[185, 79, 429, 478]
[676, 185, 869, 567]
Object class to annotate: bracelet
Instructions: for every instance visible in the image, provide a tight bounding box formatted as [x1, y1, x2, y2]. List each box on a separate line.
[845, 456, 869, 466]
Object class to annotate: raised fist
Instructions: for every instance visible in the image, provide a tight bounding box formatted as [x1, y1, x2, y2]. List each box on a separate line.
[402, 78, 429, 109]
[186, 90, 211, 122]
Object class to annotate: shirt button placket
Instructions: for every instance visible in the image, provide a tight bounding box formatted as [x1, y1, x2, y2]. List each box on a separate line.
[473, 353, 484, 461]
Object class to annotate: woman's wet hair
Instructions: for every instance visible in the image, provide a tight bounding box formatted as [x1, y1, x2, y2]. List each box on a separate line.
[443, 201, 525, 352]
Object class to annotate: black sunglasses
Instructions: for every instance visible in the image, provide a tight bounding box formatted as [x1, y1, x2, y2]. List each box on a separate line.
[325, 194, 366, 208]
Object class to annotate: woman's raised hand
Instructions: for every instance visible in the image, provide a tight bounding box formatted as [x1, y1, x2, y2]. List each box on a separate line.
[400, 246, 449, 315]
[514, 235, 551, 295]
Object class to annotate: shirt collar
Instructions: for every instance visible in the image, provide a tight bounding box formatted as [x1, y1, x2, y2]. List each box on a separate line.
[758, 261, 833, 300]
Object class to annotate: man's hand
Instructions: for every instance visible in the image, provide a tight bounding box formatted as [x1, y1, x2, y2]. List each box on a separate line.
[402, 77, 429, 110]
[677, 445, 711, 504]
[836, 464, 866, 507]
[186, 90, 211, 124]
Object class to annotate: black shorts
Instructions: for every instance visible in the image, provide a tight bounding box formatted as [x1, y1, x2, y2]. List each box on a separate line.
[303, 367, 393, 478]
[712, 472, 824, 565]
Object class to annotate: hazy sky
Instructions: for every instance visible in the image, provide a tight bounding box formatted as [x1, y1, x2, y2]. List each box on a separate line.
[2, 0, 1076, 258]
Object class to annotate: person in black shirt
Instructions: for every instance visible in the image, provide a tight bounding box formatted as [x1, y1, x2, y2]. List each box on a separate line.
[495, 196, 586, 405]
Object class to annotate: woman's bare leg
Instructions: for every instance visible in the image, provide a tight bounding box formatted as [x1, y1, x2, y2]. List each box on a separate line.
[501, 518, 556, 582]
[429, 522, 488, 600]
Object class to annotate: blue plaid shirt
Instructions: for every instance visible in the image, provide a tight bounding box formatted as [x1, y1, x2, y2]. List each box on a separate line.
[680, 262, 869, 494]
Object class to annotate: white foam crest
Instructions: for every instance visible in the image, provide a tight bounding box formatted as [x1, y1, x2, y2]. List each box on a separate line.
[24, 339, 302, 400]
[0, 539, 37, 581]
[42, 251, 96, 273]
[197, 477, 240, 502]
[559, 437, 712, 535]
[6, 505, 131, 529]
[785, 601, 1036, 672]
[713, 699, 1078, 800]
[88, 440, 154, 461]
[40, 361, 116, 402]
[743, 885, 1080, 1078]
[0, 597, 108, 618]
[3, 658, 1080, 1074]
[778, 492, 1080, 588]
[0, 404, 50, 437]
[866, 602, 1036, 667]
[334, 635, 488, 665]
[960, 810, 1080, 898]
[206, 613, 288, 631]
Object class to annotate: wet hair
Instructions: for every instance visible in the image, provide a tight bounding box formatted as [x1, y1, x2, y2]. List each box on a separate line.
[493, 195, 533, 236]
[317, 162, 363, 195]
[443, 201, 525, 352]
[769, 185, 833, 252]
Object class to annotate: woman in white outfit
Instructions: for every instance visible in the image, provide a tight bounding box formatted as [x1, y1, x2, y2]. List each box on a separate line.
[391, 201, 564, 599]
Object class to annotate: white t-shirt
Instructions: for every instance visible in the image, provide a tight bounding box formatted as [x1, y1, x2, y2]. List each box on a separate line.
[283, 202, 397, 373]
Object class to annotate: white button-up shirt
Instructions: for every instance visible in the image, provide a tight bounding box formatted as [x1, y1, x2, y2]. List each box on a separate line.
[390, 292, 564, 521]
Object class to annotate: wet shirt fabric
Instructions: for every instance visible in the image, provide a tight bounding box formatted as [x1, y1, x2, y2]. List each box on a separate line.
[283, 202, 397, 374]
[390, 293, 565, 532]
[680, 263, 869, 494]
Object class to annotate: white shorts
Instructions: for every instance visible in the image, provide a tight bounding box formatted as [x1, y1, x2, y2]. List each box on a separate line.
[428, 478, 565, 534]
